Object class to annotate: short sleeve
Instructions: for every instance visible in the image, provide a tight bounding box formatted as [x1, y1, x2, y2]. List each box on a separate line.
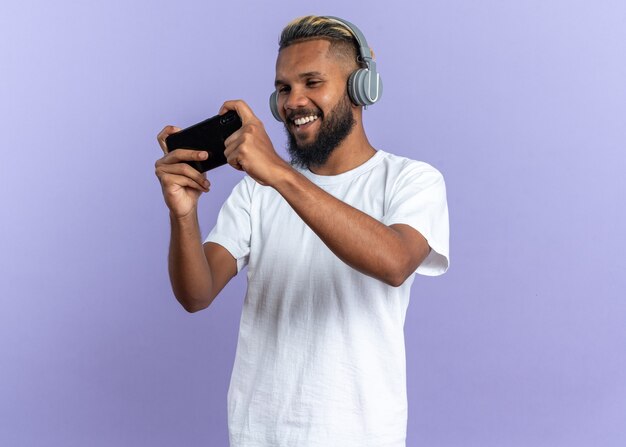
[204, 177, 253, 272]
[382, 163, 450, 276]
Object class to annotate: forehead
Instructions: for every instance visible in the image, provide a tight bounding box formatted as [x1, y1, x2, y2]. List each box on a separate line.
[275, 39, 342, 81]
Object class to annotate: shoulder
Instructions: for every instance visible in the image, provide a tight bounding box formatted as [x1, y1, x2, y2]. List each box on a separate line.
[375, 151, 445, 187]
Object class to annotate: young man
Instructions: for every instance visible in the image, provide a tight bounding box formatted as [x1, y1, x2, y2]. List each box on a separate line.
[156, 15, 449, 447]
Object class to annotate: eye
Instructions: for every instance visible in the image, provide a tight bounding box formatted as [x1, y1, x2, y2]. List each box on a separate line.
[277, 85, 290, 94]
[306, 80, 322, 87]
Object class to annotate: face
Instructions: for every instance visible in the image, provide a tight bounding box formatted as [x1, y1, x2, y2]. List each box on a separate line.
[274, 39, 356, 169]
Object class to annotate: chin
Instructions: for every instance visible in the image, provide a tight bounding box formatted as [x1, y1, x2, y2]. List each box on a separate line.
[284, 93, 355, 169]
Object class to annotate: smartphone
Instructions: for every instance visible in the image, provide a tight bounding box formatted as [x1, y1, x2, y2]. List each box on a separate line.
[165, 110, 242, 172]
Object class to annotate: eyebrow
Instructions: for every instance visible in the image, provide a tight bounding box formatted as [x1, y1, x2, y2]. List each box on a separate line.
[274, 71, 324, 87]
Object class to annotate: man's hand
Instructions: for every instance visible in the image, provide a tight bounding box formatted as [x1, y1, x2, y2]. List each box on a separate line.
[155, 126, 211, 219]
[220, 100, 292, 186]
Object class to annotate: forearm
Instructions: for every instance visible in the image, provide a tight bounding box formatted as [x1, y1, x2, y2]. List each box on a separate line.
[168, 210, 213, 312]
[273, 169, 418, 286]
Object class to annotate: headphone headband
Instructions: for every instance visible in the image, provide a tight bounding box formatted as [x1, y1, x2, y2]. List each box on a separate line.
[323, 16, 373, 67]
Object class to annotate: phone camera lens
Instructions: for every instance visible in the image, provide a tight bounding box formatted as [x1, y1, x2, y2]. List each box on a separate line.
[220, 113, 235, 125]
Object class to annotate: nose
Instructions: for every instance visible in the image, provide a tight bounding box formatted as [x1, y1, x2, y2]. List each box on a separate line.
[283, 86, 309, 113]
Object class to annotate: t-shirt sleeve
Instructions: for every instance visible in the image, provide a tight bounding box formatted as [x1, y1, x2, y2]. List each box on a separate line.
[204, 177, 253, 273]
[382, 162, 450, 276]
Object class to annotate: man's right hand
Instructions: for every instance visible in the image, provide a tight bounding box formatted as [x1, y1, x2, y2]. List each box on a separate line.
[155, 125, 211, 219]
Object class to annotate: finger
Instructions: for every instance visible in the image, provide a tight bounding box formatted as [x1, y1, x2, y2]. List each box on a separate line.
[223, 128, 243, 151]
[157, 125, 182, 154]
[156, 161, 211, 190]
[161, 173, 210, 193]
[225, 149, 245, 172]
[219, 100, 258, 125]
[227, 158, 244, 172]
[158, 149, 209, 165]
[157, 164, 211, 191]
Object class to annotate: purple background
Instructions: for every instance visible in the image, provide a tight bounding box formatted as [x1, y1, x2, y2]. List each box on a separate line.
[1, 1, 625, 446]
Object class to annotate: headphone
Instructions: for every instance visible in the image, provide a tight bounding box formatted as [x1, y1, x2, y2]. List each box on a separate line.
[269, 16, 383, 122]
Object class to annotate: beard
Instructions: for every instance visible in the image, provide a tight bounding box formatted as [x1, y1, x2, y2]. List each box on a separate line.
[284, 94, 356, 170]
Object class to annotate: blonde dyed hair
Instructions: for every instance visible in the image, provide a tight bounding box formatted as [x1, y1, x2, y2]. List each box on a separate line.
[278, 15, 360, 68]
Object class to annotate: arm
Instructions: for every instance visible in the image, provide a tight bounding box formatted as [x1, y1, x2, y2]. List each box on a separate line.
[168, 211, 237, 312]
[271, 169, 429, 286]
[220, 101, 429, 287]
[156, 126, 237, 312]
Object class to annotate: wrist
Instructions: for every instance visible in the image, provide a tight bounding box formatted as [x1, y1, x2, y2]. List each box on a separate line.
[169, 207, 199, 227]
[270, 162, 301, 192]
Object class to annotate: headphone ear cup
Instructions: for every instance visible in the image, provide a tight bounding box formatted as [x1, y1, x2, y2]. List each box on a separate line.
[348, 68, 382, 106]
[269, 91, 283, 121]
[347, 70, 362, 106]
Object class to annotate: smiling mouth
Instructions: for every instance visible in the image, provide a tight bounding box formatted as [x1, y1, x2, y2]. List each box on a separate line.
[290, 114, 319, 128]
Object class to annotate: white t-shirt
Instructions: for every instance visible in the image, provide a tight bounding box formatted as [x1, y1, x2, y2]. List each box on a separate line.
[205, 150, 449, 447]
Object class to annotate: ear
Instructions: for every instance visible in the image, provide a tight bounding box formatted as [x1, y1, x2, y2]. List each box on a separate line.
[370, 48, 376, 60]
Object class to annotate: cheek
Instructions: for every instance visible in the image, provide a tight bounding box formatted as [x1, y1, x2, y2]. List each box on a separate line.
[317, 87, 346, 114]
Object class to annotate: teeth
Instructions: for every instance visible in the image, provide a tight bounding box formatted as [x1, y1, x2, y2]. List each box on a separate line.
[294, 115, 318, 126]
